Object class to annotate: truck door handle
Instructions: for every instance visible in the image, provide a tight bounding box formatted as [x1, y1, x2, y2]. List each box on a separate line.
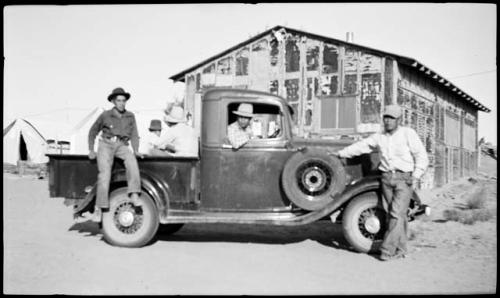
[222, 144, 232, 149]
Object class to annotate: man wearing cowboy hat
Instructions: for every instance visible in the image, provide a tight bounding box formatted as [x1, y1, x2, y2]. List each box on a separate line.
[88, 87, 143, 222]
[157, 105, 198, 157]
[227, 103, 255, 149]
[332, 104, 429, 261]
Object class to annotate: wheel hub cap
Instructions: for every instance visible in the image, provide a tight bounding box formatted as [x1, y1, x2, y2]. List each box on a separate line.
[364, 216, 381, 234]
[118, 211, 135, 227]
[303, 168, 325, 192]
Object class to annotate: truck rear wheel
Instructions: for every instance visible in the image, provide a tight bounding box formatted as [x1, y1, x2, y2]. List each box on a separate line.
[282, 149, 346, 211]
[102, 188, 159, 247]
[342, 191, 386, 253]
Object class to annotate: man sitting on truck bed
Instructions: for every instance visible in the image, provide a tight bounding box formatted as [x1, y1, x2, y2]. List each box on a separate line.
[227, 103, 255, 149]
[156, 106, 198, 157]
[88, 87, 143, 222]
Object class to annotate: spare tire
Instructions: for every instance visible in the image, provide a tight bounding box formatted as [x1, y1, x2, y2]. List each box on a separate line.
[281, 148, 346, 211]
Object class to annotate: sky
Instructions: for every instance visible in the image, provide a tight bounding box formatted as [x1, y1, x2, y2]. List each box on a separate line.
[3, 3, 497, 144]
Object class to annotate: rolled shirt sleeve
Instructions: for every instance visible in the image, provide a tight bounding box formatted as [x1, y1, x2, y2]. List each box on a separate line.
[407, 128, 429, 179]
[338, 134, 379, 158]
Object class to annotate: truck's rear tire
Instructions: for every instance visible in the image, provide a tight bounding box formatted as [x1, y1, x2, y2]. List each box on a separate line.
[102, 188, 159, 247]
[342, 191, 386, 253]
[282, 149, 346, 211]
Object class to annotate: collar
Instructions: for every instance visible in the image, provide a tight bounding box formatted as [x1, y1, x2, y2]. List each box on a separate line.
[110, 107, 132, 118]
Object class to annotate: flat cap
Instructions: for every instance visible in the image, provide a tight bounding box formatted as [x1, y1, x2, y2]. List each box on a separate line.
[383, 105, 402, 118]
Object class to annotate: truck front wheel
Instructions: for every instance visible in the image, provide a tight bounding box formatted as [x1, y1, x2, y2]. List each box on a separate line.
[102, 188, 159, 247]
[342, 191, 386, 253]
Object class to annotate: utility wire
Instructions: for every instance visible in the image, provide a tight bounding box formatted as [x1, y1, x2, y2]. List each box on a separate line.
[449, 69, 496, 79]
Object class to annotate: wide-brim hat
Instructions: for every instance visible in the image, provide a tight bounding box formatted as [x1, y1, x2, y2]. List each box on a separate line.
[383, 105, 402, 119]
[164, 106, 187, 123]
[233, 103, 254, 118]
[149, 119, 162, 131]
[107, 87, 131, 102]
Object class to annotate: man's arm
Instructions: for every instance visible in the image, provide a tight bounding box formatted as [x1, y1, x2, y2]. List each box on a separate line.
[130, 115, 140, 153]
[88, 113, 103, 151]
[407, 129, 429, 179]
[337, 134, 379, 158]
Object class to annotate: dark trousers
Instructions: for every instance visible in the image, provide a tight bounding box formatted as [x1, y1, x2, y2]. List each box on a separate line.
[96, 138, 141, 209]
[380, 171, 413, 255]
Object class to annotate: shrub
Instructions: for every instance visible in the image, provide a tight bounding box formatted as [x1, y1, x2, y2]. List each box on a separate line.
[465, 186, 488, 210]
[443, 208, 495, 225]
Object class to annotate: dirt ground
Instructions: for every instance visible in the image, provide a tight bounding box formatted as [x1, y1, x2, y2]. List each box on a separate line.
[3, 154, 497, 294]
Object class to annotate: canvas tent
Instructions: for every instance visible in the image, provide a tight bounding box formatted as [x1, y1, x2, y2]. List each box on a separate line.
[3, 119, 49, 164]
[64, 107, 105, 154]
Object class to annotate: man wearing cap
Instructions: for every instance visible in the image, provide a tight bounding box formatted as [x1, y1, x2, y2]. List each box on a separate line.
[227, 103, 255, 149]
[88, 87, 143, 222]
[142, 119, 165, 155]
[157, 105, 198, 157]
[334, 104, 429, 261]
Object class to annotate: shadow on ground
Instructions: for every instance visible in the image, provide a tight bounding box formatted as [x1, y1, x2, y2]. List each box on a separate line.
[69, 220, 101, 237]
[156, 221, 354, 251]
[68, 219, 354, 251]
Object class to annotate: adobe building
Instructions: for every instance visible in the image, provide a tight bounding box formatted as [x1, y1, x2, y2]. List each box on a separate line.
[169, 25, 490, 189]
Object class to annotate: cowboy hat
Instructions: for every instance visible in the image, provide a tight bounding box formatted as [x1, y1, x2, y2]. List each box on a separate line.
[148, 119, 162, 131]
[233, 103, 254, 118]
[107, 87, 131, 102]
[164, 106, 187, 123]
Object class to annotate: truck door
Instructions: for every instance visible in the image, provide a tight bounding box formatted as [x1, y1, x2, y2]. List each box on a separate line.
[200, 100, 295, 211]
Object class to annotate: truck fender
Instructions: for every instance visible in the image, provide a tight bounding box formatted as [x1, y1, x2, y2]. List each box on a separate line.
[276, 176, 382, 226]
[73, 170, 172, 221]
[310, 176, 382, 221]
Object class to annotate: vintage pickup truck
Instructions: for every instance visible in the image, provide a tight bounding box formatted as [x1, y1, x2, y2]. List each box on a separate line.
[48, 88, 424, 252]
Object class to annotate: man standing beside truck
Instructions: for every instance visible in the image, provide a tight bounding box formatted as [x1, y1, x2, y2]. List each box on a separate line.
[88, 87, 143, 222]
[333, 104, 429, 261]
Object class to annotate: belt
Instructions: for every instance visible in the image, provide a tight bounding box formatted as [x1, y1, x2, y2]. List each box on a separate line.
[384, 169, 410, 174]
[103, 135, 128, 142]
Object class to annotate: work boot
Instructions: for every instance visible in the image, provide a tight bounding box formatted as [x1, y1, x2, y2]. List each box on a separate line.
[130, 193, 142, 207]
[91, 207, 102, 223]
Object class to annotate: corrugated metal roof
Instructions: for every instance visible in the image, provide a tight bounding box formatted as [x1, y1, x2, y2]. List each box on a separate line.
[169, 25, 490, 113]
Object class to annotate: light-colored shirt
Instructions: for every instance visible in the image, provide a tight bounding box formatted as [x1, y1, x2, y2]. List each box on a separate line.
[338, 126, 429, 179]
[227, 121, 253, 149]
[140, 132, 162, 155]
[158, 123, 198, 157]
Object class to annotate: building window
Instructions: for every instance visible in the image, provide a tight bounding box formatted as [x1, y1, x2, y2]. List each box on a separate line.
[270, 39, 279, 67]
[203, 63, 215, 74]
[252, 39, 268, 52]
[306, 45, 319, 71]
[360, 73, 382, 124]
[285, 79, 300, 102]
[269, 80, 279, 95]
[319, 75, 338, 96]
[217, 57, 233, 75]
[343, 74, 358, 95]
[285, 39, 300, 72]
[322, 44, 339, 74]
[235, 48, 249, 76]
